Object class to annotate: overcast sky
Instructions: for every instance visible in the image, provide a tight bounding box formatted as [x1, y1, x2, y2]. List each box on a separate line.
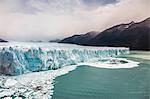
[0, 0, 149, 41]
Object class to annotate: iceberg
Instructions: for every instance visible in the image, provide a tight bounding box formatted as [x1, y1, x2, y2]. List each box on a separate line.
[0, 42, 129, 76]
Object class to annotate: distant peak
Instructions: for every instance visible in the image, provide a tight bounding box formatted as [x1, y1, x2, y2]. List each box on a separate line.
[129, 21, 135, 25]
[137, 17, 150, 27]
[145, 17, 150, 21]
[142, 17, 150, 23]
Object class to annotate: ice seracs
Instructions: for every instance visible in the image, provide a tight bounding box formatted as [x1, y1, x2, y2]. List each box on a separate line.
[0, 43, 129, 75]
[0, 43, 140, 99]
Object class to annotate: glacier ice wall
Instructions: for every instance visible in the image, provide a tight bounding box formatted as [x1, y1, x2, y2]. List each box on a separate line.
[0, 43, 129, 75]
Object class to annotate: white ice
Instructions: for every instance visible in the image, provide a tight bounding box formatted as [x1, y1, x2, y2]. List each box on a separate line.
[79, 58, 139, 69]
[0, 65, 77, 99]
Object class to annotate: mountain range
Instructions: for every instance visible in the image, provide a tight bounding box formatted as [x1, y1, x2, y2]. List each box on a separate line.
[0, 39, 7, 42]
[60, 17, 150, 50]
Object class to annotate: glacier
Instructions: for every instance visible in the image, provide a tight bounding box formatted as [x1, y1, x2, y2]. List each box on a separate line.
[0, 42, 140, 99]
[0, 42, 129, 76]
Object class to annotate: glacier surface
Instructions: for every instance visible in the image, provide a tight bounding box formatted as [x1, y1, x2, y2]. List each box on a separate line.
[0, 42, 140, 99]
[0, 42, 129, 75]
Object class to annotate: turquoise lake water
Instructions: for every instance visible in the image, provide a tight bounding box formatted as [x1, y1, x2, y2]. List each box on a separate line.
[52, 51, 150, 99]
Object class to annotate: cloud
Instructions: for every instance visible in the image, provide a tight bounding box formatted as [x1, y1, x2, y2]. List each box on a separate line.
[0, 0, 149, 41]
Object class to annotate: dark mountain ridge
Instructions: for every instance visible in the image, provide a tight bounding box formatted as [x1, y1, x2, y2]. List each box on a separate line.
[60, 17, 150, 50]
[0, 38, 8, 42]
[60, 31, 99, 44]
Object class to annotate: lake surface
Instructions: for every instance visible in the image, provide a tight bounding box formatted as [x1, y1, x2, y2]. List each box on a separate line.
[52, 51, 150, 99]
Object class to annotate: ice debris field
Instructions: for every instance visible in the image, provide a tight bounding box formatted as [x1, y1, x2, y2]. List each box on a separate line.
[0, 42, 139, 99]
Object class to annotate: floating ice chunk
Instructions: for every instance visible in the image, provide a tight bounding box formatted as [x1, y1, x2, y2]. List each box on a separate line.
[4, 79, 18, 87]
[79, 58, 139, 69]
[0, 89, 15, 97]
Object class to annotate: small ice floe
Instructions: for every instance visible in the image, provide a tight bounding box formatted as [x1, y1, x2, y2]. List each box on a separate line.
[4, 79, 18, 87]
[0, 89, 15, 98]
[79, 58, 139, 69]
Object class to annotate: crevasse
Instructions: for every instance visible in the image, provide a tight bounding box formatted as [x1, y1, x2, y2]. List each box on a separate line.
[0, 45, 129, 75]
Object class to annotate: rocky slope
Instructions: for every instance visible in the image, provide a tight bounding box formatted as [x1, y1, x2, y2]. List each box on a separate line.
[60, 31, 99, 44]
[60, 17, 150, 50]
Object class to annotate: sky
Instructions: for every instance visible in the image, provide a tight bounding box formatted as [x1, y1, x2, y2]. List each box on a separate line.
[0, 0, 149, 41]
